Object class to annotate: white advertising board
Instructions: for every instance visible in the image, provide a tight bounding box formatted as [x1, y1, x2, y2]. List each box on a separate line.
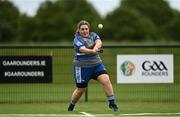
[117, 55, 173, 83]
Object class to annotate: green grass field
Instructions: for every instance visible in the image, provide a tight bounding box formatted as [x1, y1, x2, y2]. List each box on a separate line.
[0, 102, 179, 114]
[0, 83, 180, 116]
[0, 45, 180, 116]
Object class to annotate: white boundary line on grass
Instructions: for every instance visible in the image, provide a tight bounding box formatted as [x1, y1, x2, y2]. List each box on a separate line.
[80, 112, 94, 116]
[121, 112, 180, 116]
[0, 112, 180, 117]
[0, 113, 113, 117]
[80, 112, 113, 116]
[0, 114, 82, 117]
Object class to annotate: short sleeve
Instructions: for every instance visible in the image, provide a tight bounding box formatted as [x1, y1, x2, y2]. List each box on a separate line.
[91, 32, 101, 42]
[74, 37, 85, 52]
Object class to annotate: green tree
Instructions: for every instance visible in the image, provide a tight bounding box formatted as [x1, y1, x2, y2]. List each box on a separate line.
[104, 6, 158, 40]
[121, 0, 174, 26]
[17, 14, 37, 41]
[0, 0, 20, 41]
[165, 10, 180, 40]
[120, 0, 174, 39]
[31, 0, 101, 42]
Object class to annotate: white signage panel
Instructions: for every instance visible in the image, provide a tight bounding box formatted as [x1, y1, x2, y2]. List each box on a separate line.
[117, 55, 173, 83]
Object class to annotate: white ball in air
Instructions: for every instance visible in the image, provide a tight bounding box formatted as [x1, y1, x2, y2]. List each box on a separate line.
[98, 24, 103, 29]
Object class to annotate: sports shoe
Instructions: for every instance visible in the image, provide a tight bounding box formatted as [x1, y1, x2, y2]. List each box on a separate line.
[68, 104, 75, 111]
[109, 104, 119, 112]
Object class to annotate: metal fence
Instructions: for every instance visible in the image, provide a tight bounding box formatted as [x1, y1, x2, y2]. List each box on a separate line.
[0, 45, 179, 103]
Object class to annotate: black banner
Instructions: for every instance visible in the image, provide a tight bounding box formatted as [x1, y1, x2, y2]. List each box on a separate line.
[0, 56, 52, 83]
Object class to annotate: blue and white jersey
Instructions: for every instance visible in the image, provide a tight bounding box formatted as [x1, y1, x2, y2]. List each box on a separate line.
[73, 32, 102, 67]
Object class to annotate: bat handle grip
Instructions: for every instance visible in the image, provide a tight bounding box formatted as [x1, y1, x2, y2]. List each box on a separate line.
[97, 49, 103, 53]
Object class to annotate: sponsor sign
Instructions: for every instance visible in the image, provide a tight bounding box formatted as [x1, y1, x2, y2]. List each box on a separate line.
[0, 56, 52, 83]
[117, 55, 173, 83]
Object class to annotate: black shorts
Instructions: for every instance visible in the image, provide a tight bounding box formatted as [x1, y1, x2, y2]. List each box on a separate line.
[76, 70, 108, 88]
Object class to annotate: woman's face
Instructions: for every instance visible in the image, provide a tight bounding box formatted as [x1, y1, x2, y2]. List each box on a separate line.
[79, 24, 89, 38]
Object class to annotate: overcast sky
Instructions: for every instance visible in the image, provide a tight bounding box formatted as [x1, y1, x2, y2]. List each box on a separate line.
[9, 0, 180, 17]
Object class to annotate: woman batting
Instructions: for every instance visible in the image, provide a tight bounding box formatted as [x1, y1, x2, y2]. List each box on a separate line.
[68, 20, 119, 112]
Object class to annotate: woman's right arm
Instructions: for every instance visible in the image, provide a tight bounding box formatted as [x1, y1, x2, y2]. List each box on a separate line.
[79, 46, 97, 54]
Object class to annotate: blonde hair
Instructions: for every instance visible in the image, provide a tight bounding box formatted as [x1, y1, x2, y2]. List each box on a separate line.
[75, 20, 90, 34]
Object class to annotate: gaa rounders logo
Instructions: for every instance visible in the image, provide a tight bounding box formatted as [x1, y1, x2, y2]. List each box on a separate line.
[120, 61, 135, 76]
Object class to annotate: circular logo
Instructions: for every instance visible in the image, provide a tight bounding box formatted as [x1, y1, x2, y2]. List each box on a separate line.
[120, 61, 135, 76]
